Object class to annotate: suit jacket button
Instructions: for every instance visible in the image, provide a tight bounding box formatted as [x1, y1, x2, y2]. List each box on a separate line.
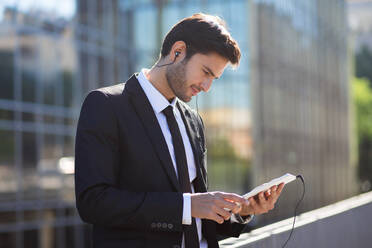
[168, 223, 173, 229]
[151, 223, 156, 228]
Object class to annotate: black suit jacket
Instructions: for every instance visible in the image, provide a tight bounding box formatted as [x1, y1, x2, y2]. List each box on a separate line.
[75, 75, 246, 248]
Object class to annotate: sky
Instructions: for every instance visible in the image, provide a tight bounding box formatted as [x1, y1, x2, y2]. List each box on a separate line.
[0, 0, 76, 20]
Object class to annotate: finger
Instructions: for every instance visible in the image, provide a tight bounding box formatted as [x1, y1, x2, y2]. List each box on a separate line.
[270, 185, 282, 200]
[277, 183, 285, 194]
[268, 186, 278, 198]
[216, 197, 240, 211]
[215, 207, 232, 220]
[228, 202, 242, 214]
[264, 190, 271, 200]
[258, 192, 267, 203]
[211, 212, 225, 224]
[217, 192, 248, 205]
[268, 185, 284, 205]
[270, 185, 278, 192]
[232, 203, 242, 214]
[274, 183, 285, 200]
[259, 192, 272, 212]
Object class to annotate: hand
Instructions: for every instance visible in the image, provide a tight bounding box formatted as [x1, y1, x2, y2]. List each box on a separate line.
[239, 183, 285, 216]
[191, 191, 248, 224]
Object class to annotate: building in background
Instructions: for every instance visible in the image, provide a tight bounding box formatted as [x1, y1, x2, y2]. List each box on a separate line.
[0, 5, 80, 248]
[348, 0, 372, 51]
[250, 0, 357, 225]
[0, 0, 356, 247]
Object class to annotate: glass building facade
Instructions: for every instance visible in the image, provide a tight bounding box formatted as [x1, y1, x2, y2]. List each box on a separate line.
[0, 0, 354, 247]
[250, 0, 357, 225]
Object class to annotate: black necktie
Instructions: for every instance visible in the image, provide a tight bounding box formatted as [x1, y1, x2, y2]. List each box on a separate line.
[162, 105, 200, 248]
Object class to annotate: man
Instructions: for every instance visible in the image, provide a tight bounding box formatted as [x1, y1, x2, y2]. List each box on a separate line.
[75, 13, 284, 248]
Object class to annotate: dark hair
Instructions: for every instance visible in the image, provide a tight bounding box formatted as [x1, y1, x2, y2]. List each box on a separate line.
[160, 13, 241, 67]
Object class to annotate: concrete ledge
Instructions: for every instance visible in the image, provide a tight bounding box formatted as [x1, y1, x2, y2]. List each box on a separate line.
[220, 191, 372, 247]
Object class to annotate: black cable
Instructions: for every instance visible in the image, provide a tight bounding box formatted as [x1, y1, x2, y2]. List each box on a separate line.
[281, 175, 305, 248]
[155, 56, 177, 67]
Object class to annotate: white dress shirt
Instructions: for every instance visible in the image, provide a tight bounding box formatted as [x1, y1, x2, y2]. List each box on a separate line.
[136, 69, 208, 248]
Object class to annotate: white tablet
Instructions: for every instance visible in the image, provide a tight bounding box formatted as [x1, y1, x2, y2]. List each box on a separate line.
[243, 173, 296, 199]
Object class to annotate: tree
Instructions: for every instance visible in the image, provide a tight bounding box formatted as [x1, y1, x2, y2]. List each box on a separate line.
[352, 77, 372, 188]
[356, 45, 372, 87]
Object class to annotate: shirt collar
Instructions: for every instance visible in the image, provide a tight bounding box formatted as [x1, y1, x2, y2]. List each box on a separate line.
[136, 68, 177, 114]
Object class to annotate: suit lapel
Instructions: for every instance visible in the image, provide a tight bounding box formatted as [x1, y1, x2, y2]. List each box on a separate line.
[125, 75, 181, 192]
[177, 102, 208, 193]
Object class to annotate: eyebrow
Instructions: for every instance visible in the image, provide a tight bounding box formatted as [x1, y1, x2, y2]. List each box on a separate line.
[203, 65, 219, 80]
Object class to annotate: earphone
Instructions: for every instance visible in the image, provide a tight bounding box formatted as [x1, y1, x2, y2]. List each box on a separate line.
[175, 51, 180, 57]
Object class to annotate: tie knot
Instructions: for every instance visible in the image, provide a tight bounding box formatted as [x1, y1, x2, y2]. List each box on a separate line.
[162, 105, 174, 118]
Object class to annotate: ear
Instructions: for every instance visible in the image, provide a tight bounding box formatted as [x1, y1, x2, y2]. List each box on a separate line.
[170, 41, 187, 60]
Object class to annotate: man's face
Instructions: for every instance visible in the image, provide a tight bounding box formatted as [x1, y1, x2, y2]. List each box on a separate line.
[165, 52, 229, 102]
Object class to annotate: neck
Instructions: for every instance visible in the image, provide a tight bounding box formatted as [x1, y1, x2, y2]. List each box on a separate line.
[145, 63, 175, 101]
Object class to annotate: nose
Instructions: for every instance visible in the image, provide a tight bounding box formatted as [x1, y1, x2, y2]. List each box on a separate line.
[200, 78, 213, 92]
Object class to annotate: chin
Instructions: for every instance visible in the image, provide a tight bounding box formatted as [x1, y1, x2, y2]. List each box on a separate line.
[182, 97, 192, 103]
[178, 95, 192, 103]
[174, 91, 190, 102]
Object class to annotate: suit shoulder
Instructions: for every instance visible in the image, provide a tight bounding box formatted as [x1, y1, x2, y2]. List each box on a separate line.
[80, 83, 127, 112]
[94, 82, 126, 97]
[83, 83, 127, 102]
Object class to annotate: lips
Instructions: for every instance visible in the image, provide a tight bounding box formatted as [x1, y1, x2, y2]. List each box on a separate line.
[191, 86, 200, 96]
